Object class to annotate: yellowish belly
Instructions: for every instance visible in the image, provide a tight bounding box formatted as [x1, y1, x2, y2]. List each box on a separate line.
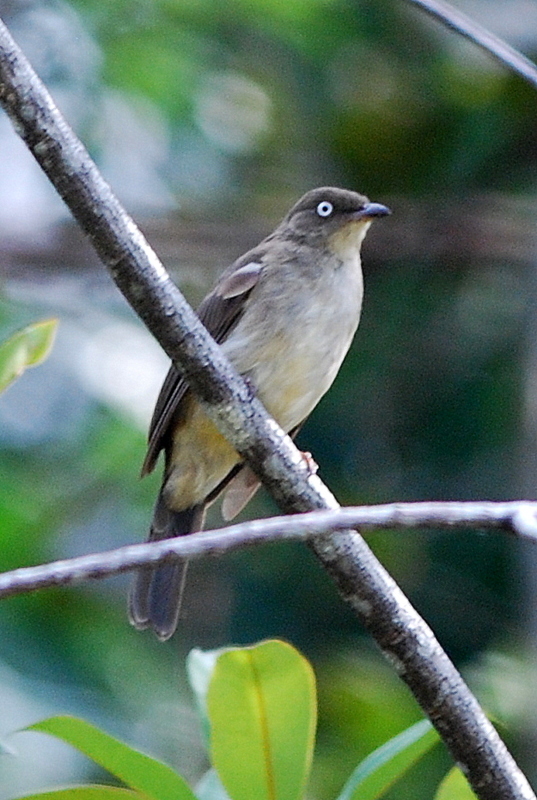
[165, 399, 240, 510]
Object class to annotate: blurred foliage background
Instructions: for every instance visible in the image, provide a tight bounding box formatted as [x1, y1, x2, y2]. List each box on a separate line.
[1, 0, 537, 796]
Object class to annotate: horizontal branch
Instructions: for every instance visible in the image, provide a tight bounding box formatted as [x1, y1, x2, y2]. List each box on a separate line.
[405, 0, 537, 89]
[1, 501, 536, 600]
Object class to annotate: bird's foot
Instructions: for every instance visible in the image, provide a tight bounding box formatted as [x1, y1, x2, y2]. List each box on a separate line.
[301, 451, 319, 475]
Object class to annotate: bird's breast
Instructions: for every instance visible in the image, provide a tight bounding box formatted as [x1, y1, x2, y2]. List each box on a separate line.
[222, 255, 364, 431]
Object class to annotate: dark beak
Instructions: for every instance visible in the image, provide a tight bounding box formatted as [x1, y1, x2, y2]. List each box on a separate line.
[360, 202, 391, 219]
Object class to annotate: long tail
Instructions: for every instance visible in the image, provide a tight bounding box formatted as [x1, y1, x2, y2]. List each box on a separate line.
[128, 492, 205, 641]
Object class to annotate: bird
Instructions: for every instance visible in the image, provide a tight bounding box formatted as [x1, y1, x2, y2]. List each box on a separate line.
[129, 186, 390, 640]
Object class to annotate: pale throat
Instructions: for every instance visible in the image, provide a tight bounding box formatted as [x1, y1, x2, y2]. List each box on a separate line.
[328, 219, 372, 263]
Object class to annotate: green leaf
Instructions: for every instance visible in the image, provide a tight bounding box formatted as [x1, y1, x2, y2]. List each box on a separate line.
[435, 767, 477, 800]
[25, 716, 196, 800]
[14, 787, 142, 800]
[207, 640, 316, 800]
[336, 719, 440, 800]
[0, 318, 58, 394]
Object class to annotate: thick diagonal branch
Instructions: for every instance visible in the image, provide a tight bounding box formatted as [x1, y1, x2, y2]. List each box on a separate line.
[0, 18, 533, 800]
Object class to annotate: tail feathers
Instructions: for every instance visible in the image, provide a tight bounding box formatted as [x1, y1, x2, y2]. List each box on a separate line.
[221, 466, 261, 521]
[128, 495, 205, 641]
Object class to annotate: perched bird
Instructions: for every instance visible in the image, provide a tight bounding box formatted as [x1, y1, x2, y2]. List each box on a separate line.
[129, 187, 390, 640]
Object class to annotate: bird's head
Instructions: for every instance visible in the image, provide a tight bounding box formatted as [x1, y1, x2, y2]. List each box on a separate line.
[280, 186, 390, 254]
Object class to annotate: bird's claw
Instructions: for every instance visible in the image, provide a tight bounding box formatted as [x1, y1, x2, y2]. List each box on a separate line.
[301, 451, 319, 475]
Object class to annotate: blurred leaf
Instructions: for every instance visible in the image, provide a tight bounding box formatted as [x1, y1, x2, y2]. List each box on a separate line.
[195, 769, 233, 800]
[15, 788, 143, 800]
[435, 767, 477, 800]
[207, 640, 316, 800]
[187, 646, 223, 748]
[336, 719, 440, 800]
[0, 318, 57, 394]
[25, 716, 196, 800]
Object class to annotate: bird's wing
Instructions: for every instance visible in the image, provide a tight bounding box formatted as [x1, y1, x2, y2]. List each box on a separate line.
[141, 257, 264, 476]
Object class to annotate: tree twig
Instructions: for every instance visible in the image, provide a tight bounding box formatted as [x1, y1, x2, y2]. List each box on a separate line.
[0, 17, 534, 800]
[404, 0, 537, 89]
[0, 501, 537, 599]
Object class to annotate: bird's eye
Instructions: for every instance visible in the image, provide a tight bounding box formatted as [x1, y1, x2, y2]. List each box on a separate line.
[316, 201, 333, 218]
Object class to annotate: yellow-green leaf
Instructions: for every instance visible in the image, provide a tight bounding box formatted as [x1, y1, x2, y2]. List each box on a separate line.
[13, 787, 142, 800]
[435, 767, 477, 800]
[0, 318, 57, 394]
[337, 719, 440, 800]
[207, 640, 316, 800]
[25, 716, 196, 800]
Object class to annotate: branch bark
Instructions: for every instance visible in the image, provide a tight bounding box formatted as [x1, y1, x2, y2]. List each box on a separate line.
[404, 0, 537, 89]
[0, 16, 534, 800]
[0, 501, 537, 599]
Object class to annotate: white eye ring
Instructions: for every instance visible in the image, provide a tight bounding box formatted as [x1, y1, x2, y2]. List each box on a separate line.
[316, 200, 333, 218]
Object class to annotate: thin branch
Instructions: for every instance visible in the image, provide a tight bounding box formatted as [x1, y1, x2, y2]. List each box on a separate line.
[404, 0, 537, 89]
[0, 17, 534, 800]
[1, 501, 537, 600]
